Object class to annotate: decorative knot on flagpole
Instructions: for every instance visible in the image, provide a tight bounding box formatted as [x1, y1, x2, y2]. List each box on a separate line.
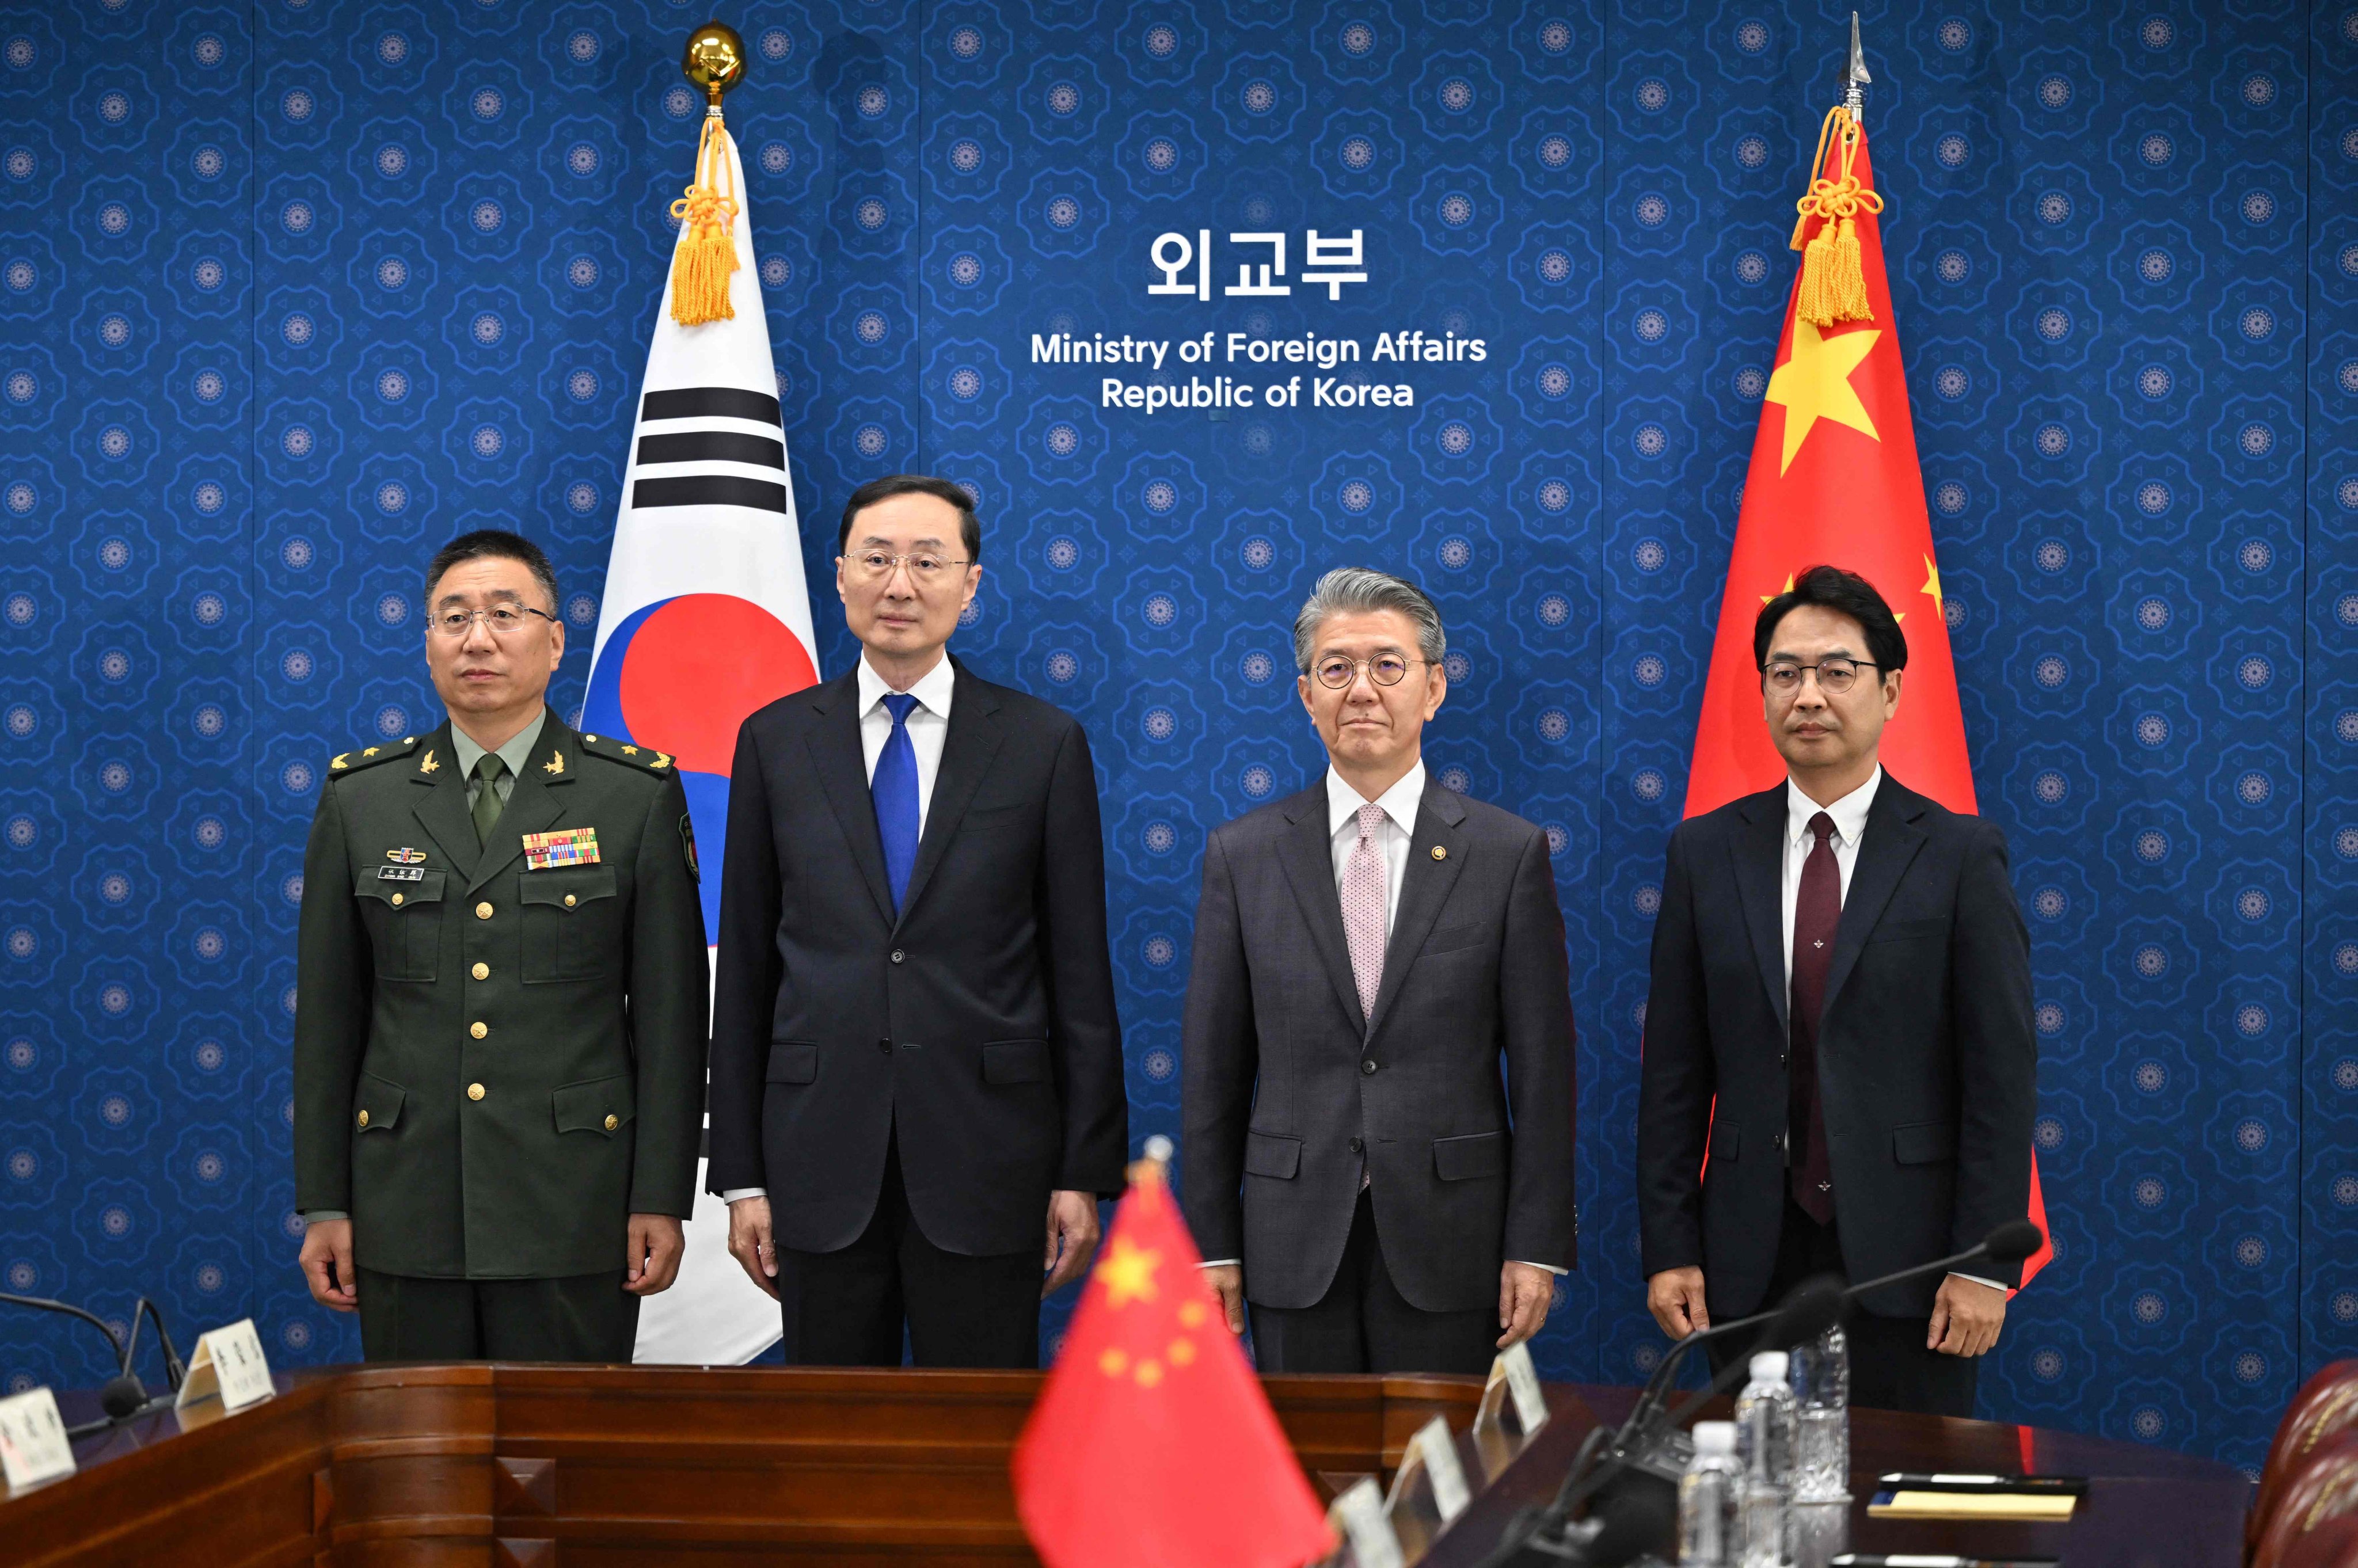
[667, 110, 741, 326]
[1788, 104, 1883, 328]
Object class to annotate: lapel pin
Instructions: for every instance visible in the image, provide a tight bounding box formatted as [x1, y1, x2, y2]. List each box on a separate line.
[419, 749, 441, 774]
[542, 752, 566, 774]
[1431, 845, 1447, 861]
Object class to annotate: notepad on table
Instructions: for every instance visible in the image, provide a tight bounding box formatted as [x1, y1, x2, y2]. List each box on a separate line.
[1866, 1489, 2078, 1522]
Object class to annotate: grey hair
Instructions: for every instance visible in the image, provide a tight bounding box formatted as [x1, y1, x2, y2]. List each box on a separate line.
[1291, 567, 1447, 675]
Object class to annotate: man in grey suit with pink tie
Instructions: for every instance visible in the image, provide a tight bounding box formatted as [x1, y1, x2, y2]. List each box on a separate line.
[1181, 568, 1579, 1375]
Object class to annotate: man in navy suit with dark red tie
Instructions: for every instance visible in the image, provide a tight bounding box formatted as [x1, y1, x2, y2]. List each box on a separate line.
[705, 475, 1128, 1367]
[1638, 566, 2037, 1417]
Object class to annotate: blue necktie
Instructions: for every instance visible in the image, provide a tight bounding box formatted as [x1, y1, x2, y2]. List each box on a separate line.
[871, 692, 921, 914]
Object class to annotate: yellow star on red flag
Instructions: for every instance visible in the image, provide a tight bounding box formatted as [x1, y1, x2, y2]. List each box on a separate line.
[1764, 320, 1882, 475]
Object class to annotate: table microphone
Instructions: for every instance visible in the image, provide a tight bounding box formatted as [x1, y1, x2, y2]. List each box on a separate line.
[1837, 1219, 2046, 1303]
[0, 1291, 149, 1418]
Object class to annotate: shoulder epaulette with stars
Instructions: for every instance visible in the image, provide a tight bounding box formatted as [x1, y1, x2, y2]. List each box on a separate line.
[577, 732, 675, 773]
[326, 734, 423, 775]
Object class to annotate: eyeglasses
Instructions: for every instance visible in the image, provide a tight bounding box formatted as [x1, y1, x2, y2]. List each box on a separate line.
[1313, 654, 1428, 690]
[841, 550, 972, 585]
[428, 605, 561, 639]
[1762, 656, 1882, 695]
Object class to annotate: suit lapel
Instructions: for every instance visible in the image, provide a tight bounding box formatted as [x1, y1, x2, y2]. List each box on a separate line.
[1730, 788, 1790, 1038]
[1366, 785, 1467, 1037]
[466, 712, 579, 895]
[1817, 777, 1929, 1030]
[408, 724, 481, 881]
[895, 661, 1006, 931]
[804, 669, 898, 927]
[1273, 788, 1369, 1032]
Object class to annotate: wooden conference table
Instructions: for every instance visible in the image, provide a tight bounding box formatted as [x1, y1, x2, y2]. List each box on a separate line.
[3, 1363, 2246, 1566]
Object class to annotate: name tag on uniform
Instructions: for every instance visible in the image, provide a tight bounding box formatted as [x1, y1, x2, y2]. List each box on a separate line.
[522, 827, 600, 870]
[378, 866, 426, 882]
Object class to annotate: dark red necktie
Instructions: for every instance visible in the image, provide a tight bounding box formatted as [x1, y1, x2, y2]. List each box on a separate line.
[1789, 811, 1840, 1224]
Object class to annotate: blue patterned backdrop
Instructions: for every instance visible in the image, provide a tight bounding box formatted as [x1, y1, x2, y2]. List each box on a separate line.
[1, 0, 2352, 1478]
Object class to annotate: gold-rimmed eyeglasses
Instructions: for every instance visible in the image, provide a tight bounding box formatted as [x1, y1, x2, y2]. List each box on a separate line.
[840, 550, 972, 585]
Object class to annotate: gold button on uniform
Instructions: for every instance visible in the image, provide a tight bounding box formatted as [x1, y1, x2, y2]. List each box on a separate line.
[476, 901, 494, 920]
[390, 892, 405, 907]
[603, 1113, 619, 1132]
[467, 1082, 485, 1101]
[356, 1110, 370, 1128]
[470, 1021, 488, 1040]
[471, 962, 489, 980]
[563, 893, 577, 908]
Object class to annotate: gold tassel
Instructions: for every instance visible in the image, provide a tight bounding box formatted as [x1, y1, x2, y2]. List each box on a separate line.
[1787, 106, 1882, 328]
[1830, 218, 1871, 321]
[668, 111, 740, 326]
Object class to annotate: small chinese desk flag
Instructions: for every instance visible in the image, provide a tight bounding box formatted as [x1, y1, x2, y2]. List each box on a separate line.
[1013, 1138, 1334, 1568]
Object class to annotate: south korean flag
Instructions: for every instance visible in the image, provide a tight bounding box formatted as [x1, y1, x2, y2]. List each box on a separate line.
[584, 121, 817, 1367]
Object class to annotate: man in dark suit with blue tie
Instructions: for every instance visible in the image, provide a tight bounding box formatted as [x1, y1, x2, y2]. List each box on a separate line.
[705, 475, 1128, 1367]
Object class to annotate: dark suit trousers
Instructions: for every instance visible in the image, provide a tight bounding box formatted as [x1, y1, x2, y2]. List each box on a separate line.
[1705, 1193, 1980, 1418]
[1248, 1191, 1497, 1376]
[356, 1268, 639, 1361]
[777, 1125, 1041, 1369]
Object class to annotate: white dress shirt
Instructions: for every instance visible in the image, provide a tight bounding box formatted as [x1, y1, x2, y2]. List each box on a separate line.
[1204, 760, 1561, 1278]
[1781, 767, 1999, 1293]
[724, 653, 956, 1207]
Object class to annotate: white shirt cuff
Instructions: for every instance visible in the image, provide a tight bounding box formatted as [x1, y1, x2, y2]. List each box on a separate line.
[301, 1210, 349, 1223]
[1198, 1258, 1240, 1268]
[1949, 1270, 2006, 1291]
[1517, 1261, 1570, 1276]
[722, 1188, 767, 1204]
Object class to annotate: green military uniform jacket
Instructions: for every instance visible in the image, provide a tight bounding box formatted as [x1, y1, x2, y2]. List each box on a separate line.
[292, 710, 708, 1279]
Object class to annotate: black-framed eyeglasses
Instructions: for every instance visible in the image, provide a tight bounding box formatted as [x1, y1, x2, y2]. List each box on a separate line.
[1761, 656, 1881, 695]
[1313, 654, 1428, 690]
[428, 605, 561, 639]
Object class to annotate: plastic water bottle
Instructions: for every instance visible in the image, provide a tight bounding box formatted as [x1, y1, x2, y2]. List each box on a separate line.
[1791, 1324, 1851, 1502]
[1733, 1350, 1797, 1566]
[1678, 1421, 1745, 1567]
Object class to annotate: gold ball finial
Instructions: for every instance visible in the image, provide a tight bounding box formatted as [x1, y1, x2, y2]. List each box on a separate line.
[681, 22, 747, 105]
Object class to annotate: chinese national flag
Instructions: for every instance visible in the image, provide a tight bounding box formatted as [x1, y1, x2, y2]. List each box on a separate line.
[1685, 116, 2052, 1289]
[1011, 1162, 1333, 1568]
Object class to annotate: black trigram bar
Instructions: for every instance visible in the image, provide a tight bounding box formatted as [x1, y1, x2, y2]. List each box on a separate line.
[636, 430, 786, 469]
[639, 386, 784, 425]
[633, 475, 789, 512]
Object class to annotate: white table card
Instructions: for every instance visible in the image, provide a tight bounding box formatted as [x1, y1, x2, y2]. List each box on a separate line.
[0, 1387, 76, 1490]
[176, 1318, 275, 1413]
[1494, 1341, 1550, 1436]
[1410, 1413, 1472, 1523]
[1328, 1475, 1405, 1568]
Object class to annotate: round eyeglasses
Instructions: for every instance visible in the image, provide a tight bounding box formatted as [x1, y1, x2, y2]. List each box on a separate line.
[1313, 654, 1428, 689]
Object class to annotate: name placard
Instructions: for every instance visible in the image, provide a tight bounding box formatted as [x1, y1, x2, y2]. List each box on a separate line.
[1494, 1341, 1551, 1436]
[1327, 1476, 1404, 1568]
[176, 1318, 275, 1413]
[1410, 1413, 1473, 1523]
[0, 1387, 76, 1490]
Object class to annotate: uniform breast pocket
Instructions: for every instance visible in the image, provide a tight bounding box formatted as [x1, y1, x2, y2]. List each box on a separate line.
[521, 866, 620, 983]
[355, 871, 445, 983]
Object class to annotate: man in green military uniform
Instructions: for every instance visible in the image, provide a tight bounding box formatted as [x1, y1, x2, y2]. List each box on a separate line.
[292, 530, 709, 1360]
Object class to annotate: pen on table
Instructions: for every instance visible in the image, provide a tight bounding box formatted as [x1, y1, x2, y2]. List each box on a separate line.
[1876, 1472, 2085, 1491]
[1830, 1547, 2056, 1556]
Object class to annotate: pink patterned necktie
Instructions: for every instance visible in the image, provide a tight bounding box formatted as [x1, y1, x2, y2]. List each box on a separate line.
[1342, 802, 1389, 1019]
